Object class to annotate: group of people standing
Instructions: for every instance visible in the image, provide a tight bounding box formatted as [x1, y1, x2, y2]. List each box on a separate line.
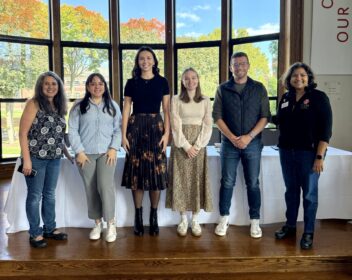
[19, 47, 332, 251]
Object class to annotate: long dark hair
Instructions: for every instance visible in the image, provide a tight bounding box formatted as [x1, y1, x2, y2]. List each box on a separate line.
[282, 62, 317, 92]
[179, 68, 204, 103]
[132, 46, 160, 78]
[76, 73, 116, 117]
[34, 71, 67, 116]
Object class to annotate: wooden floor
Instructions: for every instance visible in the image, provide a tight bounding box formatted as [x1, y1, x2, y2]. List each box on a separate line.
[1, 178, 352, 279]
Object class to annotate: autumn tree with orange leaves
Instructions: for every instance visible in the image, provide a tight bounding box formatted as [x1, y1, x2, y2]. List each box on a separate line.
[120, 17, 165, 44]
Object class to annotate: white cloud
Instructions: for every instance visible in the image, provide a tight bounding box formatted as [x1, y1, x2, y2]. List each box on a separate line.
[176, 12, 201, 22]
[246, 23, 280, 36]
[183, 31, 203, 38]
[193, 5, 211, 11]
[177, 22, 187, 29]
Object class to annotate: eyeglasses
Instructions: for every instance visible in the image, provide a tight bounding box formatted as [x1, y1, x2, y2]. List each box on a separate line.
[232, 62, 249, 68]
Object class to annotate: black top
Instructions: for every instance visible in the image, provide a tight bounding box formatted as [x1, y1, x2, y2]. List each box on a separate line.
[124, 75, 169, 114]
[277, 88, 332, 150]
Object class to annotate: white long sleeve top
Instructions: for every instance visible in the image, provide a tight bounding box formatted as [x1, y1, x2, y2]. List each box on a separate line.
[171, 94, 213, 152]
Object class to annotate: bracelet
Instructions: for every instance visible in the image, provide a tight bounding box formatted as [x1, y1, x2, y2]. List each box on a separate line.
[249, 132, 255, 139]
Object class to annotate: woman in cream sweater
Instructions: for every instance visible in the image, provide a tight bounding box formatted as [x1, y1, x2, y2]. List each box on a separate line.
[166, 68, 213, 237]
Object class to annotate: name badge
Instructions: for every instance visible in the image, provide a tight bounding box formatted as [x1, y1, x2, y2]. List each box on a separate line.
[281, 101, 289, 108]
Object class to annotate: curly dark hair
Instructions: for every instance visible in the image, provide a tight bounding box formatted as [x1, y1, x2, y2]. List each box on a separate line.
[282, 62, 317, 92]
[132, 46, 160, 78]
[34, 71, 67, 116]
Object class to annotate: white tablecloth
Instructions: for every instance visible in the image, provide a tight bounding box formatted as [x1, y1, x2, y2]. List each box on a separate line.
[4, 146, 352, 233]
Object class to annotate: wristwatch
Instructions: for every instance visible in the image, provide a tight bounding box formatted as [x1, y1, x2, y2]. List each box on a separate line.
[316, 155, 323, 160]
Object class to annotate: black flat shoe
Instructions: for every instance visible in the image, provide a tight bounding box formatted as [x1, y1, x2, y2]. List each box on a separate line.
[29, 237, 47, 248]
[43, 229, 68, 240]
[300, 233, 314, 250]
[275, 225, 296, 239]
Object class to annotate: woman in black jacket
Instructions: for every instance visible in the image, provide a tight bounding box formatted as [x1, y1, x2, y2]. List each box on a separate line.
[274, 62, 333, 250]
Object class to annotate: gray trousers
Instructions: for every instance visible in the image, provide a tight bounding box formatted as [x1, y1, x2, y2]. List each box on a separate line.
[78, 154, 116, 222]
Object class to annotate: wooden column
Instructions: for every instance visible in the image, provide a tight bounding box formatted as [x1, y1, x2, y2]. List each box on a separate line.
[220, 0, 230, 83]
[165, 0, 175, 96]
[290, 0, 304, 64]
[110, 0, 120, 103]
[51, 0, 62, 77]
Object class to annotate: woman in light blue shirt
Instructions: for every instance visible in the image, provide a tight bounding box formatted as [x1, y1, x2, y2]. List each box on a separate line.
[68, 73, 122, 243]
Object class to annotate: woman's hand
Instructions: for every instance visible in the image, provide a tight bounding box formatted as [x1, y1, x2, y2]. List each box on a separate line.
[122, 136, 130, 153]
[22, 158, 33, 176]
[105, 148, 117, 166]
[313, 159, 324, 173]
[76, 152, 90, 168]
[159, 134, 169, 153]
[186, 146, 199, 159]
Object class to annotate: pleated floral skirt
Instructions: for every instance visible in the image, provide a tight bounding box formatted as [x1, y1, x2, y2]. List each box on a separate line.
[166, 124, 213, 212]
[121, 114, 168, 190]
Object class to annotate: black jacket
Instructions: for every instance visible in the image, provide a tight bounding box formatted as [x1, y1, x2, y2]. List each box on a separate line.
[277, 88, 333, 150]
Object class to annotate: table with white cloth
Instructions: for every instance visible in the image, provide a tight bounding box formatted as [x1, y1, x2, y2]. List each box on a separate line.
[4, 146, 352, 233]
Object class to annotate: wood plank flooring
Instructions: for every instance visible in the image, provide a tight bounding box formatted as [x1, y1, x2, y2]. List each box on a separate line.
[1, 179, 351, 279]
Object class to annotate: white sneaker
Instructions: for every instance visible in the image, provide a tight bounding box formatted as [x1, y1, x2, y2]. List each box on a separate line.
[191, 220, 202, 237]
[106, 222, 117, 242]
[215, 215, 229, 236]
[89, 222, 103, 240]
[177, 219, 188, 236]
[250, 219, 262, 238]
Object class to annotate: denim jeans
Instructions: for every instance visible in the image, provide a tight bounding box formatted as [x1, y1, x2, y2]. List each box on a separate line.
[279, 148, 320, 233]
[219, 138, 263, 219]
[25, 156, 61, 238]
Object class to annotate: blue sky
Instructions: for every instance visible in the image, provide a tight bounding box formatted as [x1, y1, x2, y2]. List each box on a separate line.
[60, 0, 280, 37]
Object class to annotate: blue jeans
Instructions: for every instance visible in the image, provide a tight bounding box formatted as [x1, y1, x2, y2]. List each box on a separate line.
[25, 156, 61, 238]
[219, 138, 263, 219]
[279, 149, 320, 233]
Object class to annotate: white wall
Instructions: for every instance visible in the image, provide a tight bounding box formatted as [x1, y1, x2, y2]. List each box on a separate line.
[303, 0, 352, 151]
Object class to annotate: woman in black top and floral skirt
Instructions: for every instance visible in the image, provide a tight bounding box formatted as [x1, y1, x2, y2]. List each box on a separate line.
[121, 46, 170, 236]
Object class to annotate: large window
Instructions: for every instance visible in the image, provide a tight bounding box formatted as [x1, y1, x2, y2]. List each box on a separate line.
[60, 0, 110, 43]
[118, 0, 166, 105]
[119, 0, 165, 44]
[0, 0, 298, 162]
[63, 47, 110, 99]
[175, 0, 221, 98]
[177, 47, 219, 98]
[0, 0, 51, 161]
[231, 0, 280, 117]
[60, 1, 111, 99]
[176, 0, 221, 43]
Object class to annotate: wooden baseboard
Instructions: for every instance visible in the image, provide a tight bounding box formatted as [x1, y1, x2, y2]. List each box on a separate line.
[0, 162, 15, 179]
